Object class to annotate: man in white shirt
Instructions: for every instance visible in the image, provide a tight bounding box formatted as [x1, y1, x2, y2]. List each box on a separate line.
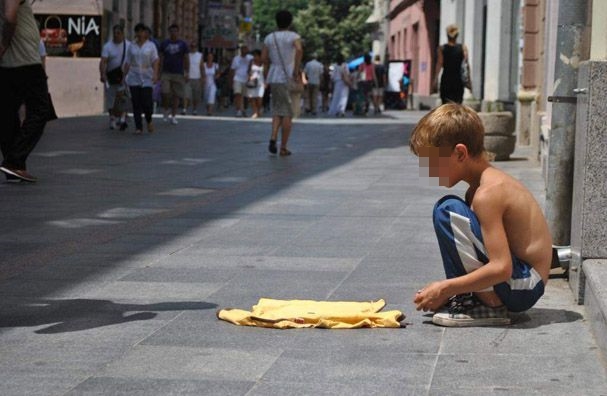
[229, 45, 253, 117]
[183, 42, 203, 115]
[303, 53, 323, 115]
[99, 25, 130, 130]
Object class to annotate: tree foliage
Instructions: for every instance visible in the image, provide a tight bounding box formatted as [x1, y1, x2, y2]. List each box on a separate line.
[253, 0, 373, 63]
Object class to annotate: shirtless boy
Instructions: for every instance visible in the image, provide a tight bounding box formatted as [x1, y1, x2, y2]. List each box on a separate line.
[409, 104, 553, 326]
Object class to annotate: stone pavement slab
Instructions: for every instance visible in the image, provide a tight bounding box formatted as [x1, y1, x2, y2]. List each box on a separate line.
[0, 112, 605, 395]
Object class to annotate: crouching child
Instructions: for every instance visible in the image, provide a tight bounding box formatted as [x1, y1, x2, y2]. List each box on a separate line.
[410, 104, 553, 326]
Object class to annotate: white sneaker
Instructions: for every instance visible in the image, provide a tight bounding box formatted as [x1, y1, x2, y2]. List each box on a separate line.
[162, 114, 169, 123]
[109, 119, 117, 130]
[170, 117, 178, 125]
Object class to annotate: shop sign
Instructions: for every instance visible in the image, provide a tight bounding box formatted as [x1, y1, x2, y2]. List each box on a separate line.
[36, 14, 102, 57]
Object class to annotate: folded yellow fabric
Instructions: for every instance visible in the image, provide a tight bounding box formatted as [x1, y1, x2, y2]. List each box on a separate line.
[217, 298, 405, 329]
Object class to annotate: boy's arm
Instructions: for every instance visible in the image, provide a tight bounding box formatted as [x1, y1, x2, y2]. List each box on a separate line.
[414, 189, 513, 311]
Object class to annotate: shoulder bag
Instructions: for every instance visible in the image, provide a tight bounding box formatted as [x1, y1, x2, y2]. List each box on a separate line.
[460, 45, 472, 90]
[106, 41, 126, 85]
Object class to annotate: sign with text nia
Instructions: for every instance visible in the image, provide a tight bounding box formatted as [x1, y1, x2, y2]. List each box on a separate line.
[35, 14, 102, 57]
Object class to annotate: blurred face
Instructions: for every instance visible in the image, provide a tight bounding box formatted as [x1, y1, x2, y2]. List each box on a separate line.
[240, 46, 248, 56]
[136, 28, 149, 42]
[112, 28, 124, 43]
[417, 146, 456, 187]
[190, 42, 197, 52]
[169, 27, 179, 40]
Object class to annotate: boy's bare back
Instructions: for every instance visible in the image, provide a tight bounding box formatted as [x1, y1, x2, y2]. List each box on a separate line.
[469, 166, 552, 283]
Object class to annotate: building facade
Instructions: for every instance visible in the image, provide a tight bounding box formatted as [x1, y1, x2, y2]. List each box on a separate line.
[387, 0, 440, 106]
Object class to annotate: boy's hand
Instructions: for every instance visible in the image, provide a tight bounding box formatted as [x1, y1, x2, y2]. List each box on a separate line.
[414, 281, 449, 311]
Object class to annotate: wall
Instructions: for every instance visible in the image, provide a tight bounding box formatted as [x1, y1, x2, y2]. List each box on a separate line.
[46, 58, 105, 117]
[388, 0, 438, 98]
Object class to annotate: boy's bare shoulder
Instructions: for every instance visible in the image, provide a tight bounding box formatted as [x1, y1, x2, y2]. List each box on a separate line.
[470, 167, 536, 219]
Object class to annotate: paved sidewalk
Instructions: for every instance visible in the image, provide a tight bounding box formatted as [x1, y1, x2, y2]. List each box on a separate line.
[0, 113, 605, 395]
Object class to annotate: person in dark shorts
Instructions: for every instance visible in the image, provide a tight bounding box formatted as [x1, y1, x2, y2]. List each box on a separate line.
[433, 24, 470, 104]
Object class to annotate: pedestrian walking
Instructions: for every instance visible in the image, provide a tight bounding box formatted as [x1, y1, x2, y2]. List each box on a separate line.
[99, 25, 130, 130]
[230, 45, 253, 117]
[0, 0, 52, 182]
[358, 54, 374, 114]
[203, 52, 220, 115]
[433, 24, 470, 104]
[327, 54, 351, 117]
[372, 55, 387, 114]
[319, 62, 331, 113]
[247, 49, 265, 118]
[123, 24, 159, 135]
[216, 59, 231, 110]
[261, 9, 303, 156]
[303, 53, 323, 115]
[183, 41, 203, 115]
[159, 24, 189, 125]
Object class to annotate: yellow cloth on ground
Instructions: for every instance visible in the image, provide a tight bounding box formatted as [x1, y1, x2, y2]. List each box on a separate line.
[217, 298, 405, 329]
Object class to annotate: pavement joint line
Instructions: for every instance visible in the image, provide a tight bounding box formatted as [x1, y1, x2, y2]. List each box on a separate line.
[426, 327, 446, 395]
[1, 128, 394, 282]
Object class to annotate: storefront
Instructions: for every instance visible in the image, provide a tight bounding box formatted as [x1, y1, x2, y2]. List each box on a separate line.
[33, 0, 105, 117]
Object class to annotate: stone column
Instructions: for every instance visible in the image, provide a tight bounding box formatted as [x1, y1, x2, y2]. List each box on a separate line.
[463, 0, 484, 102]
[483, 0, 513, 103]
[572, 60, 607, 360]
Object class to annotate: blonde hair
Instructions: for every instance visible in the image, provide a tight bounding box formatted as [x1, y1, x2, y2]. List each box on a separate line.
[409, 104, 485, 157]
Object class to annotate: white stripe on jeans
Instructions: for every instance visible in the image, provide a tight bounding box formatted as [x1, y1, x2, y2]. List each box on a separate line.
[449, 211, 493, 292]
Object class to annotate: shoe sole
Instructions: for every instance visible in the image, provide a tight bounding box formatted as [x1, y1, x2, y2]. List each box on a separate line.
[432, 315, 511, 327]
[0, 166, 36, 182]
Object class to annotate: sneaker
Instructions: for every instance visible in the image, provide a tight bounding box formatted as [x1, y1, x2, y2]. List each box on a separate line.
[109, 119, 117, 130]
[432, 294, 511, 327]
[147, 122, 154, 133]
[181, 108, 187, 115]
[236, 110, 243, 117]
[162, 114, 169, 123]
[0, 166, 37, 182]
[119, 122, 128, 131]
[170, 117, 178, 125]
[192, 110, 198, 115]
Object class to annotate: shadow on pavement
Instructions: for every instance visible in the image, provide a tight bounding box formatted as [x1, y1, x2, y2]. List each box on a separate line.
[0, 299, 217, 334]
[509, 307, 584, 328]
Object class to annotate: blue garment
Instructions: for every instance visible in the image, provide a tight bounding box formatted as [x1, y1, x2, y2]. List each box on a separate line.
[432, 195, 544, 312]
[159, 39, 188, 74]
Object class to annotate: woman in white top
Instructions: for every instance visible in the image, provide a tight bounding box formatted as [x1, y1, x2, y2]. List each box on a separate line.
[247, 49, 265, 118]
[261, 9, 303, 156]
[203, 52, 220, 116]
[123, 23, 159, 134]
[328, 53, 351, 117]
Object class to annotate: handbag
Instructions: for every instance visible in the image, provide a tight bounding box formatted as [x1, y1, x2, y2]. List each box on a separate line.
[460, 46, 472, 90]
[246, 78, 258, 88]
[106, 41, 126, 85]
[273, 32, 304, 95]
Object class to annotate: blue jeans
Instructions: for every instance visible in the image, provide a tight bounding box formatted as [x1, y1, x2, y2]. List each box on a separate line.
[433, 195, 544, 312]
